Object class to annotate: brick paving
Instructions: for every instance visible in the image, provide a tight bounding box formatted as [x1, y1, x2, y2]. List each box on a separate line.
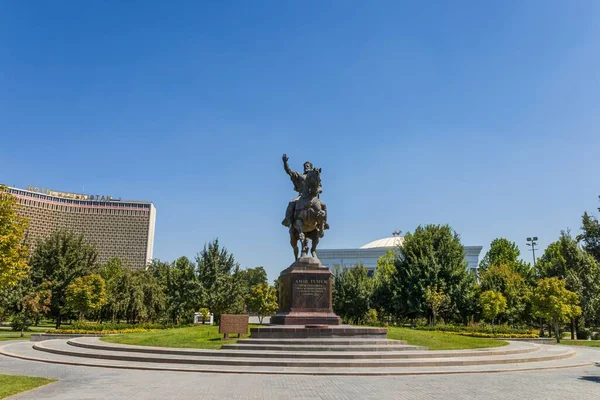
[1, 341, 599, 399]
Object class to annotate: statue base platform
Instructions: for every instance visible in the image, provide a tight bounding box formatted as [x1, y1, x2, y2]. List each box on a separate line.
[270, 256, 342, 326]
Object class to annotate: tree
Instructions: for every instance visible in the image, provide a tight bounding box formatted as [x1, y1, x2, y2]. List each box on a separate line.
[425, 285, 450, 325]
[371, 250, 399, 322]
[532, 277, 581, 343]
[578, 196, 600, 262]
[246, 283, 278, 324]
[99, 258, 131, 323]
[536, 231, 600, 336]
[479, 290, 507, 332]
[0, 185, 30, 287]
[196, 239, 245, 321]
[479, 263, 532, 326]
[165, 256, 202, 324]
[65, 274, 107, 321]
[394, 224, 477, 323]
[239, 266, 268, 294]
[333, 264, 374, 324]
[479, 238, 532, 279]
[30, 230, 98, 328]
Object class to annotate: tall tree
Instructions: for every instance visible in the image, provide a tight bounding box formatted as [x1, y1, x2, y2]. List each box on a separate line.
[99, 258, 131, 322]
[479, 263, 532, 326]
[0, 185, 30, 287]
[536, 231, 600, 334]
[578, 196, 600, 262]
[166, 256, 202, 324]
[394, 224, 477, 323]
[196, 239, 245, 321]
[30, 230, 98, 328]
[371, 250, 399, 322]
[239, 266, 268, 294]
[333, 264, 374, 324]
[532, 277, 581, 343]
[479, 238, 532, 279]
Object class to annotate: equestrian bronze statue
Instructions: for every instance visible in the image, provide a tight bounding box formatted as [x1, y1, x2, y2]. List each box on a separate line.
[281, 154, 329, 260]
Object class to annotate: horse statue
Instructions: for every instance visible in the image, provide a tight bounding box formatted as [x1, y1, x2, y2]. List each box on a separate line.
[289, 168, 327, 260]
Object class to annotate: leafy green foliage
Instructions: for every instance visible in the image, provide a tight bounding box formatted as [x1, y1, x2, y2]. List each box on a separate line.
[196, 239, 246, 321]
[9, 278, 52, 336]
[532, 277, 581, 342]
[536, 231, 600, 327]
[371, 250, 399, 323]
[0, 185, 30, 287]
[245, 283, 278, 323]
[578, 197, 600, 262]
[479, 263, 532, 325]
[239, 266, 268, 293]
[394, 224, 477, 323]
[425, 285, 450, 325]
[65, 274, 106, 321]
[333, 264, 374, 324]
[479, 290, 507, 328]
[30, 230, 98, 328]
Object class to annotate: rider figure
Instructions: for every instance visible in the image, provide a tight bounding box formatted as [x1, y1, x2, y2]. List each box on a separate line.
[281, 154, 328, 233]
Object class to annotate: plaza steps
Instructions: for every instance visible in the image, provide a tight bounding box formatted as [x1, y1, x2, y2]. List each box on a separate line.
[0, 336, 591, 375]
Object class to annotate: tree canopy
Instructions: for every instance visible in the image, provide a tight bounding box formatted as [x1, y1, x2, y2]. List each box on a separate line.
[0, 185, 30, 287]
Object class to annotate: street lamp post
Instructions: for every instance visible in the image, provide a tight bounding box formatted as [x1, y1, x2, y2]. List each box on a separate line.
[526, 237, 538, 265]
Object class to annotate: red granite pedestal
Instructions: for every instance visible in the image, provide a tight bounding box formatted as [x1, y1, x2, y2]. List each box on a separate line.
[270, 256, 342, 326]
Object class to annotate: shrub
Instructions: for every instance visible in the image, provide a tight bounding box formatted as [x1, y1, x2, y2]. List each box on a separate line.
[415, 323, 535, 336]
[364, 309, 379, 326]
[68, 322, 184, 332]
[592, 332, 600, 341]
[52, 328, 157, 334]
[576, 328, 591, 340]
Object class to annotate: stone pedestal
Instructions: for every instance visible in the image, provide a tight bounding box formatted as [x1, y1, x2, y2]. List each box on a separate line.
[270, 256, 342, 326]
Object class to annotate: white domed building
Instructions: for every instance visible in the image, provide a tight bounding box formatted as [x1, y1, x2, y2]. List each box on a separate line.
[318, 233, 482, 276]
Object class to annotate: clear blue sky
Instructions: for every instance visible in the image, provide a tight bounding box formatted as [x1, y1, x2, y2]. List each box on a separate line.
[2, 1, 600, 281]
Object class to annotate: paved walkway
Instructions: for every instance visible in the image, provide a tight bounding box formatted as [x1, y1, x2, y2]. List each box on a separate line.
[0, 341, 599, 399]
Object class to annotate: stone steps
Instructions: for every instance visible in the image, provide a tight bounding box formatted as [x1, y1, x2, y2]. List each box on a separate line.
[235, 338, 408, 346]
[71, 336, 538, 359]
[27, 339, 575, 368]
[0, 340, 591, 376]
[220, 343, 426, 352]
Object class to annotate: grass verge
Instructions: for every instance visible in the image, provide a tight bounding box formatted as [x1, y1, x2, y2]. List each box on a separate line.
[101, 325, 249, 349]
[0, 332, 32, 342]
[558, 340, 600, 348]
[0, 374, 56, 399]
[387, 327, 508, 350]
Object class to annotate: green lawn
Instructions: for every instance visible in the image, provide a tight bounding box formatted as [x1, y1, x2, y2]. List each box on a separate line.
[0, 374, 56, 399]
[0, 332, 32, 341]
[387, 327, 508, 350]
[102, 324, 507, 351]
[558, 339, 600, 348]
[102, 325, 248, 349]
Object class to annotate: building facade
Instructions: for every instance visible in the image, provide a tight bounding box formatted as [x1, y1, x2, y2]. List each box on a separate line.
[319, 235, 482, 276]
[8, 185, 156, 269]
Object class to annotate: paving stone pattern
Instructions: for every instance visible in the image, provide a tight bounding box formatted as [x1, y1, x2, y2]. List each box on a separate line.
[1, 345, 600, 399]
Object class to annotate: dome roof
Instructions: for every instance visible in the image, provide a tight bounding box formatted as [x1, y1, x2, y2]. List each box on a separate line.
[360, 236, 404, 249]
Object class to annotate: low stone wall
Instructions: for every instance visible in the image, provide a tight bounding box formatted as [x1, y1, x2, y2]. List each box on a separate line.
[30, 333, 109, 342]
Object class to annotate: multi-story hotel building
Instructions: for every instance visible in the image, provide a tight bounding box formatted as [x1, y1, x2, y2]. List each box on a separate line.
[7, 185, 156, 269]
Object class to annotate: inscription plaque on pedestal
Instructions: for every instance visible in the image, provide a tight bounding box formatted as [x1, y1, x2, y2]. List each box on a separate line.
[271, 256, 341, 326]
